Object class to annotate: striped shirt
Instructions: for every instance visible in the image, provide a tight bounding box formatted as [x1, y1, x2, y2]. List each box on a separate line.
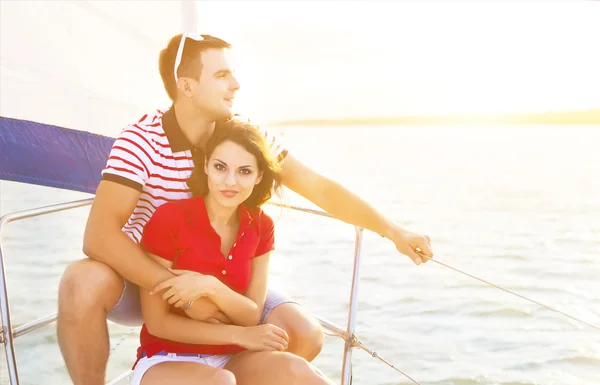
[100, 106, 286, 244]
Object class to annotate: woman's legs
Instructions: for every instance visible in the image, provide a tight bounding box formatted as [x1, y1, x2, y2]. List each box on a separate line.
[140, 361, 236, 385]
[224, 351, 335, 385]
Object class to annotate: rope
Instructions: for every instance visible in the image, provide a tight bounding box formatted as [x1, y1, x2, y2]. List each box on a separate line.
[110, 327, 137, 353]
[414, 250, 600, 332]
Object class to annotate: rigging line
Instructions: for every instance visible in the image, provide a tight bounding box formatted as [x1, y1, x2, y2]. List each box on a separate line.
[353, 338, 423, 385]
[322, 332, 422, 384]
[109, 327, 137, 353]
[415, 250, 600, 332]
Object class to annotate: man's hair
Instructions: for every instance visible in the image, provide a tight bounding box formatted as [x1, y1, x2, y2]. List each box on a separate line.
[159, 34, 231, 102]
[187, 119, 283, 208]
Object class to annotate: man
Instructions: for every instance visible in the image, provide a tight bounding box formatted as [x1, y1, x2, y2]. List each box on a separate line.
[57, 33, 433, 385]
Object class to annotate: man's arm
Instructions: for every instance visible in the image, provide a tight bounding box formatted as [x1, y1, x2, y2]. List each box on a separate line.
[82, 180, 173, 290]
[279, 153, 433, 264]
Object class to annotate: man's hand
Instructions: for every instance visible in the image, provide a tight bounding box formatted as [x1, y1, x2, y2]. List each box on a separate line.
[150, 269, 220, 306]
[184, 297, 233, 324]
[390, 227, 433, 265]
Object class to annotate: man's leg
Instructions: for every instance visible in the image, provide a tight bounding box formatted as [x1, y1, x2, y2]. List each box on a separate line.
[57, 258, 124, 385]
[262, 291, 324, 362]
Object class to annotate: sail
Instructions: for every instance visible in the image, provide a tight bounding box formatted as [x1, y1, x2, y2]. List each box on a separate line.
[0, 1, 197, 137]
[0, 1, 197, 193]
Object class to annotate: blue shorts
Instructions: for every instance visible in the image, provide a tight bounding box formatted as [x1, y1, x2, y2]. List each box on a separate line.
[107, 280, 297, 326]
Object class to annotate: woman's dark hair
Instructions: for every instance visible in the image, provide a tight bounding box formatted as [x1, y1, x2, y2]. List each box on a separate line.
[187, 119, 282, 207]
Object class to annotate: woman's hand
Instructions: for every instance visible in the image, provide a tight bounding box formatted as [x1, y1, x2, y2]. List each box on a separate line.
[151, 269, 220, 306]
[233, 324, 289, 352]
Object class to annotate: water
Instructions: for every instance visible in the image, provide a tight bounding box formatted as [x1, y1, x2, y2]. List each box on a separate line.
[1, 125, 599, 385]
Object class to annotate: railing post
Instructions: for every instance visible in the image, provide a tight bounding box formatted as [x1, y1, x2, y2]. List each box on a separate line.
[0, 216, 20, 385]
[340, 227, 364, 385]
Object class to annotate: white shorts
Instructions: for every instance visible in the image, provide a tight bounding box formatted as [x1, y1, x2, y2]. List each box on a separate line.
[130, 352, 232, 385]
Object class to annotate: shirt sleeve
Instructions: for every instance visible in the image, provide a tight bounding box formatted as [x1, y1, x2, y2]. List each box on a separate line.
[255, 211, 275, 257]
[101, 126, 156, 191]
[140, 203, 179, 262]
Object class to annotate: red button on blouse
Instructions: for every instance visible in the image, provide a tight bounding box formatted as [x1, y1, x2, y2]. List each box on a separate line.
[136, 196, 275, 360]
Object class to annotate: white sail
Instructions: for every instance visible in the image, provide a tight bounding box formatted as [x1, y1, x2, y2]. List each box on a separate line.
[0, 0, 197, 137]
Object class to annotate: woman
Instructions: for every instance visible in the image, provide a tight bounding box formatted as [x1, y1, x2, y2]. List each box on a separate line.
[131, 119, 334, 385]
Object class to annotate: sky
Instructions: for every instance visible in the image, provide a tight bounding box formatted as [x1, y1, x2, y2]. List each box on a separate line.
[195, 1, 600, 124]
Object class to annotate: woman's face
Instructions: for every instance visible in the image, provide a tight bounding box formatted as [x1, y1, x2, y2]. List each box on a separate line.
[204, 140, 263, 209]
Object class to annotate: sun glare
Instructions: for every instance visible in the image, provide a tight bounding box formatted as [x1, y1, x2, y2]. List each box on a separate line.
[196, 1, 600, 123]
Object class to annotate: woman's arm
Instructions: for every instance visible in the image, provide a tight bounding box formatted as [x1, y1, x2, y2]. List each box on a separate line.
[141, 253, 243, 345]
[208, 252, 271, 326]
[142, 253, 288, 351]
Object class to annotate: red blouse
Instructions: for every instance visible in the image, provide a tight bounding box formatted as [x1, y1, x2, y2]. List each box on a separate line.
[136, 196, 274, 360]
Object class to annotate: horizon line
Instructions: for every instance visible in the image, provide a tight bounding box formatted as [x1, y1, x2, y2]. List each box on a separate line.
[265, 108, 600, 126]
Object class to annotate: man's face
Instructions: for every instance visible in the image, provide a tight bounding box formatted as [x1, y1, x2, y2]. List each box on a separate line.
[189, 48, 240, 120]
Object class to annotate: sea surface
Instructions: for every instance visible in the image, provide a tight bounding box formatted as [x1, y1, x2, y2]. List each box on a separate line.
[1, 125, 599, 385]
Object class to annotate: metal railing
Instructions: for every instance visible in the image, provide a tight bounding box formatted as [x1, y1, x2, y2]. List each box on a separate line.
[0, 198, 364, 385]
[0, 198, 94, 385]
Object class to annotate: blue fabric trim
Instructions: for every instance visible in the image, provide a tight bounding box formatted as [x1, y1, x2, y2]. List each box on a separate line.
[0, 116, 116, 194]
